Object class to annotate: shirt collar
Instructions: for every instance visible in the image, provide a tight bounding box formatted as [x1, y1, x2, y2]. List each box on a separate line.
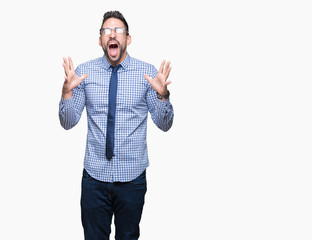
[101, 52, 131, 70]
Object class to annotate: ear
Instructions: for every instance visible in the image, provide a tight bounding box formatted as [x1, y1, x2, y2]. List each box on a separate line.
[127, 35, 132, 46]
[99, 36, 102, 47]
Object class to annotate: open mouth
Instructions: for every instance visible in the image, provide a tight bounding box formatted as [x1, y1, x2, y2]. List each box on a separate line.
[108, 41, 119, 57]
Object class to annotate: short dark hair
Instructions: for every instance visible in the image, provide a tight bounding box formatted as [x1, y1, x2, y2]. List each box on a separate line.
[101, 11, 129, 35]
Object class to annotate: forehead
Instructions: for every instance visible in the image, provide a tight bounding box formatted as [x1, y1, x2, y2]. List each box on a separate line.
[102, 18, 125, 28]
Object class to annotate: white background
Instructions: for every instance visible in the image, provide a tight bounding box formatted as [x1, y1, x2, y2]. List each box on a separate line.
[1, 0, 312, 239]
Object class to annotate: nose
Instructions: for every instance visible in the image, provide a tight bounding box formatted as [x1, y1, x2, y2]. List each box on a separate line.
[110, 29, 116, 38]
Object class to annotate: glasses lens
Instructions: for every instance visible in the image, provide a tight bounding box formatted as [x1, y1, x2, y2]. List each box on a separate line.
[104, 28, 111, 35]
[115, 28, 124, 34]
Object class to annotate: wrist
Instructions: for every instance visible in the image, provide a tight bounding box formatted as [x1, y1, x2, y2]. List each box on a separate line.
[157, 90, 170, 100]
[62, 90, 73, 99]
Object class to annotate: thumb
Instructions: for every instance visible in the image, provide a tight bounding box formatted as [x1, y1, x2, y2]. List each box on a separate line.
[144, 74, 153, 84]
[77, 74, 88, 85]
[80, 74, 88, 81]
[165, 81, 172, 86]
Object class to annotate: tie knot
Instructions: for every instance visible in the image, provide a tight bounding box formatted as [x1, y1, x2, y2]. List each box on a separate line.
[111, 64, 121, 73]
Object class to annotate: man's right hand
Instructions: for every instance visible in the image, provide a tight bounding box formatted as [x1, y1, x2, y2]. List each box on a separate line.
[62, 57, 88, 99]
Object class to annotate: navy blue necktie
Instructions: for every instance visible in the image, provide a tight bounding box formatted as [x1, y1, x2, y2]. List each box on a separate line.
[106, 64, 121, 160]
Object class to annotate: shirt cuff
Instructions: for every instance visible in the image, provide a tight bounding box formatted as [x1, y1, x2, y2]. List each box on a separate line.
[156, 97, 173, 118]
[60, 96, 75, 110]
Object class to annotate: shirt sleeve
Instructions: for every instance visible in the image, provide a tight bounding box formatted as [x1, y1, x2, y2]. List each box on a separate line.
[146, 67, 174, 132]
[59, 66, 86, 130]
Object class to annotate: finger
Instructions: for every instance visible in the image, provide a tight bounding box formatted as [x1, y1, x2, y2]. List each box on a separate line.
[158, 60, 166, 74]
[63, 64, 69, 77]
[63, 57, 69, 76]
[164, 61, 170, 72]
[62, 63, 67, 76]
[164, 61, 171, 71]
[164, 65, 172, 81]
[68, 56, 74, 71]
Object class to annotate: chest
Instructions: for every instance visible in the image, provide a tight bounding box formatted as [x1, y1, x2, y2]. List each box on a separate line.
[84, 71, 148, 110]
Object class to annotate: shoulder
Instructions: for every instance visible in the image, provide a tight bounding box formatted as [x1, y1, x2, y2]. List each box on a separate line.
[76, 57, 104, 70]
[128, 56, 157, 74]
[74, 57, 105, 84]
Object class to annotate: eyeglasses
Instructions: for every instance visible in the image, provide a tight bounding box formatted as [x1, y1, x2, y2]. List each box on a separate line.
[100, 27, 127, 35]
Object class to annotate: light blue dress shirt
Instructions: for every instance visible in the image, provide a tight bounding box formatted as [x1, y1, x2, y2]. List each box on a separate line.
[59, 54, 174, 182]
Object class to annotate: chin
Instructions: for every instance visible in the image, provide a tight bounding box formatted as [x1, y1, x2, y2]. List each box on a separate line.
[106, 53, 119, 63]
[110, 57, 121, 64]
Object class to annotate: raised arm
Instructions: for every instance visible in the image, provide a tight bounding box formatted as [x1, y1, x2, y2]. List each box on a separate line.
[59, 57, 88, 130]
[146, 61, 174, 132]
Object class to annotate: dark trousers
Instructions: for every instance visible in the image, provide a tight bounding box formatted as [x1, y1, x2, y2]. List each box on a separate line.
[81, 169, 147, 240]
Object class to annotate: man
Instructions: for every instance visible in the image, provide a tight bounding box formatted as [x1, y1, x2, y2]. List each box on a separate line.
[59, 11, 174, 240]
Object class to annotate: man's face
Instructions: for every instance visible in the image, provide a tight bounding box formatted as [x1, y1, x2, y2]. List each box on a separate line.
[99, 18, 131, 65]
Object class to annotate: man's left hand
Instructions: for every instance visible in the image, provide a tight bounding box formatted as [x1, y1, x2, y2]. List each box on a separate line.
[144, 60, 172, 97]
